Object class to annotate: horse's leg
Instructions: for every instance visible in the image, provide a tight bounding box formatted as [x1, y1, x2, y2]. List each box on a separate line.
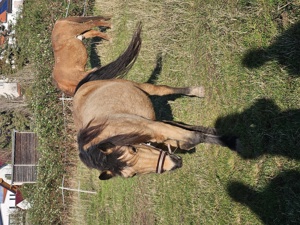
[134, 83, 205, 97]
[92, 116, 235, 150]
[70, 20, 112, 35]
[146, 121, 219, 150]
[81, 30, 111, 41]
[59, 16, 112, 36]
[162, 120, 217, 135]
[150, 120, 237, 150]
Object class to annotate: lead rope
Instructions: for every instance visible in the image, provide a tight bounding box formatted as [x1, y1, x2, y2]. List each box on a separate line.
[167, 143, 179, 154]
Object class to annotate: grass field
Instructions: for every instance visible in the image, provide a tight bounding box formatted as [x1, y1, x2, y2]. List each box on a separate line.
[13, 0, 299, 224]
[67, 0, 300, 225]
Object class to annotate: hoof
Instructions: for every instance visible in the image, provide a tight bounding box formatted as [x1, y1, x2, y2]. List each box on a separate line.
[189, 86, 205, 97]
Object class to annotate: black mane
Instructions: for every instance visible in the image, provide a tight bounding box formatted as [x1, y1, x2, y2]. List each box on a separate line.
[77, 123, 125, 175]
[77, 120, 152, 175]
[78, 144, 126, 175]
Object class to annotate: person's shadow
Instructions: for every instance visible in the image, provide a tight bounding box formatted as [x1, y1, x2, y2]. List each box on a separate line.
[232, 18, 300, 224]
[215, 98, 300, 160]
[242, 21, 300, 77]
[227, 170, 300, 225]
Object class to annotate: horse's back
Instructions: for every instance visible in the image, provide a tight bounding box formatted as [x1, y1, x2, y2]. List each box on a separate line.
[73, 80, 156, 128]
[52, 19, 89, 96]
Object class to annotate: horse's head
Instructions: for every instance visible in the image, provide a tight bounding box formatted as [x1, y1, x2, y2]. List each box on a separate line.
[77, 124, 182, 180]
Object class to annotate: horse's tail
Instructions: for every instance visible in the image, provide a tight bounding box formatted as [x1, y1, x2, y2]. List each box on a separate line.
[75, 22, 142, 93]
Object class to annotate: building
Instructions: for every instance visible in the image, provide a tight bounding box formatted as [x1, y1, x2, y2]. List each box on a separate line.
[0, 0, 24, 70]
[0, 130, 38, 224]
[0, 81, 21, 98]
[11, 130, 39, 185]
[0, 0, 24, 30]
[0, 0, 24, 46]
[0, 165, 29, 225]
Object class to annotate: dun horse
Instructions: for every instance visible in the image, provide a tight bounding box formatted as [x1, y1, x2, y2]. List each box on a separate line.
[52, 16, 112, 96]
[73, 23, 238, 180]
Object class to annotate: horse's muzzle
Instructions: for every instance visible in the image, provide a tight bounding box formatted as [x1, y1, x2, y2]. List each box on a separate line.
[156, 151, 182, 173]
[170, 154, 182, 170]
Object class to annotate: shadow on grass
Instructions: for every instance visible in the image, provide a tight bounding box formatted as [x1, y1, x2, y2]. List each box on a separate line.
[147, 53, 188, 121]
[215, 98, 300, 160]
[227, 18, 300, 224]
[242, 21, 300, 77]
[227, 170, 300, 225]
[217, 99, 300, 223]
[89, 26, 111, 68]
[89, 36, 102, 68]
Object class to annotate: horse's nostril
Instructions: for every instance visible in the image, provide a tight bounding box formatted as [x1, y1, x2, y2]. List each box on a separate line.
[177, 157, 183, 168]
[132, 173, 137, 177]
[170, 154, 182, 170]
[175, 155, 182, 160]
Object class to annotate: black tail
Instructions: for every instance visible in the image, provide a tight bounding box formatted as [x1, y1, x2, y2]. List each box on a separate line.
[75, 22, 142, 93]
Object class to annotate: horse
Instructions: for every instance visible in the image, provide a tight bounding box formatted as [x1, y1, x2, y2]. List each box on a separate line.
[73, 23, 238, 180]
[51, 16, 112, 96]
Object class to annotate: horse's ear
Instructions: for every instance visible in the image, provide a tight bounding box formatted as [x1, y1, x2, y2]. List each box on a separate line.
[99, 170, 114, 180]
[97, 142, 115, 153]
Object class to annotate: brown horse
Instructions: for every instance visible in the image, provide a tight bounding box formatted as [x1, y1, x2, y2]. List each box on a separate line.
[73, 23, 238, 180]
[52, 16, 112, 96]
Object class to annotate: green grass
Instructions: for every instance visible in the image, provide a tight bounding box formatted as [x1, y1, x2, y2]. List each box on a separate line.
[12, 0, 300, 224]
[12, 0, 97, 224]
[69, 0, 300, 224]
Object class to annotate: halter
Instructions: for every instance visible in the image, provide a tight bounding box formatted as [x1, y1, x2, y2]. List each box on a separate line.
[142, 143, 172, 174]
[156, 150, 167, 174]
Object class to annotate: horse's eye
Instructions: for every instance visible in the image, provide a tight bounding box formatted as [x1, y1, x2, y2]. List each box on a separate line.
[132, 146, 137, 153]
[131, 173, 137, 177]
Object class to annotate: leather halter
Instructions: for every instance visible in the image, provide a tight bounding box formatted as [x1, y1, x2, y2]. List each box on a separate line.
[156, 150, 167, 174]
[141, 143, 169, 174]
